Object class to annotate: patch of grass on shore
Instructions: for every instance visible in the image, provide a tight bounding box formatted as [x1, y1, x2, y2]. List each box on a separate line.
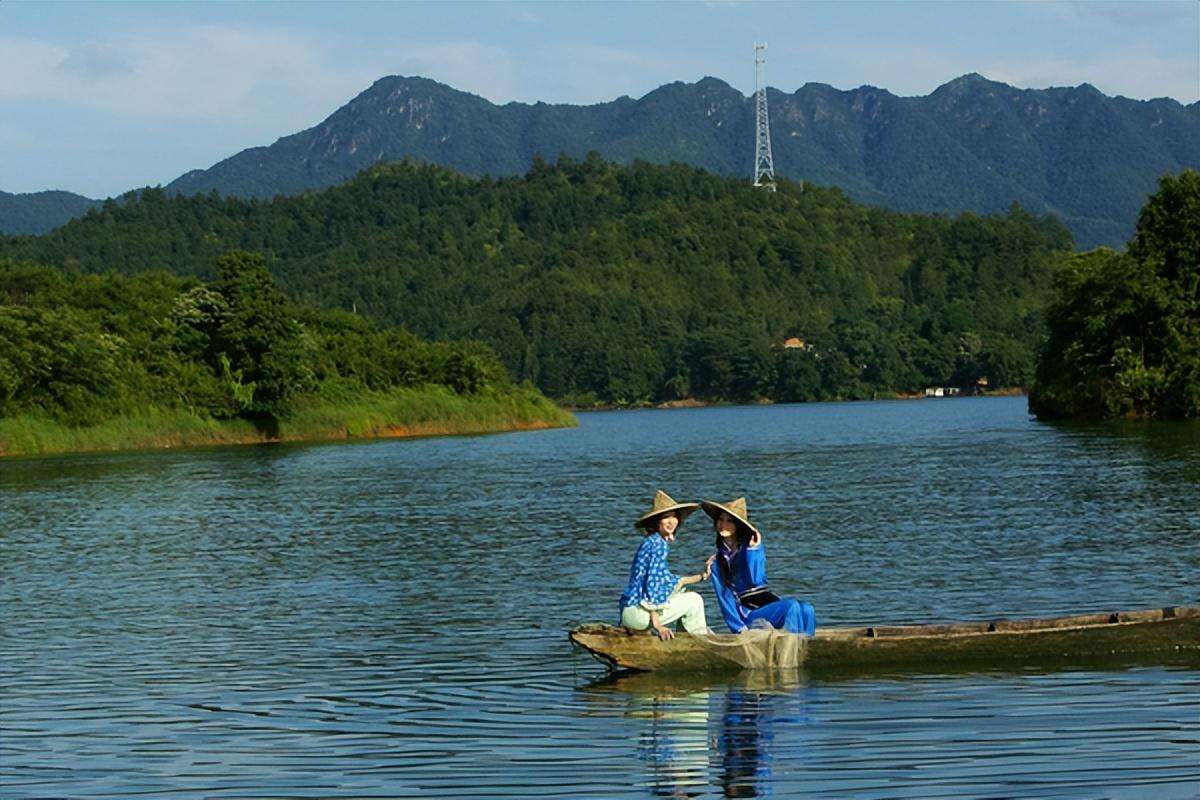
[284, 383, 576, 440]
[0, 384, 576, 458]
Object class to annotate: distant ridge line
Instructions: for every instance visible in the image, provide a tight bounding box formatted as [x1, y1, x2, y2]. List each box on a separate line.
[4, 73, 1198, 248]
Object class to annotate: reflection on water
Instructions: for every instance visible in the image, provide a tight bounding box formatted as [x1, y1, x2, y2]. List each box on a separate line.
[590, 672, 810, 799]
[719, 689, 776, 798]
[583, 666, 1200, 799]
[2, 397, 1198, 798]
[635, 692, 710, 798]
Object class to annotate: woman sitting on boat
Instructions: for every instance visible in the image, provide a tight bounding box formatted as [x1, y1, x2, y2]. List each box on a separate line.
[619, 491, 712, 641]
[703, 497, 817, 636]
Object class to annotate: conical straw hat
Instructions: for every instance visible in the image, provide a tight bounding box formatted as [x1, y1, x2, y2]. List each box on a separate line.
[700, 497, 761, 538]
[634, 490, 700, 530]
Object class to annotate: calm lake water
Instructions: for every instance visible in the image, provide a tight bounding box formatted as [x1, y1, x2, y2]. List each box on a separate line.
[2, 396, 1198, 798]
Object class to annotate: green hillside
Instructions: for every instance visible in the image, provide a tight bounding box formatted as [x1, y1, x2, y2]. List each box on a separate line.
[2, 157, 1075, 405]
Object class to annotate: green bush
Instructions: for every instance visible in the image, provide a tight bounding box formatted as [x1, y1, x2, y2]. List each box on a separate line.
[1030, 171, 1199, 420]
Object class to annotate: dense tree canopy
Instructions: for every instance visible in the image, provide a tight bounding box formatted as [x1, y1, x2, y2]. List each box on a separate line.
[2, 156, 1075, 405]
[1029, 170, 1199, 420]
[0, 255, 510, 427]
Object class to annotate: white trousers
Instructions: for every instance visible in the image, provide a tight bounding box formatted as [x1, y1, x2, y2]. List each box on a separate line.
[620, 590, 708, 634]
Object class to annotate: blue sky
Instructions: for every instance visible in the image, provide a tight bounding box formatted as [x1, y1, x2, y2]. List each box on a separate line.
[2, 1, 1197, 198]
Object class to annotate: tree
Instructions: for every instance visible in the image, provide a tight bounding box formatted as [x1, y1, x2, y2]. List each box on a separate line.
[1030, 170, 1200, 420]
[210, 250, 314, 419]
[1128, 170, 1200, 296]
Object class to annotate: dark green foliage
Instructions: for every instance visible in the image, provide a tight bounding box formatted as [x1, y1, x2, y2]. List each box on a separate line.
[207, 251, 315, 418]
[1, 158, 1075, 405]
[0, 190, 100, 235]
[0, 257, 513, 427]
[1127, 170, 1200, 295]
[1030, 171, 1200, 420]
[0, 305, 122, 425]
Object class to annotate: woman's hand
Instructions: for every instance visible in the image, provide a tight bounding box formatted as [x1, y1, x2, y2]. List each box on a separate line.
[703, 554, 716, 580]
[748, 530, 762, 548]
[649, 610, 673, 641]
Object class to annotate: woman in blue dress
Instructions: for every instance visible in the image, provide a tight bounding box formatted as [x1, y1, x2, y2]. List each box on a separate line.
[702, 497, 816, 635]
[619, 490, 711, 641]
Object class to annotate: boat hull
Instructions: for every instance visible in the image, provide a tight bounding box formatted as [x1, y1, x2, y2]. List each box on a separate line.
[569, 606, 1200, 674]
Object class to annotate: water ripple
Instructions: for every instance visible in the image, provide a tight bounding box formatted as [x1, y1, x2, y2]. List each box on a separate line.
[2, 398, 1198, 798]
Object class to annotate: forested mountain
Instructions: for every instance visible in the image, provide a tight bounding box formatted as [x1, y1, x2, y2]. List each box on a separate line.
[2, 157, 1074, 405]
[0, 190, 100, 235]
[159, 74, 1197, 249]
[4, 75, 1194, 246]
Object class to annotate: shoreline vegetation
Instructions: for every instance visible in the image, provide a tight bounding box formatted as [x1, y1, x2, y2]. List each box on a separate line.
[566, 387, 1027, 412]
[0, 384, 575, 459]
[0, 252, 575, 459]
[2, 162, 1194, 443]
[1028, 171, 1198, 421]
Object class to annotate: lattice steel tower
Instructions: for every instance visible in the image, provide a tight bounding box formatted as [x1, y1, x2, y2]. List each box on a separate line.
[753, 42, 776, 191]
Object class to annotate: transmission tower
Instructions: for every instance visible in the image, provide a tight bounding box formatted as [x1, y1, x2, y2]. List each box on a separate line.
[753, 42, 776, 191]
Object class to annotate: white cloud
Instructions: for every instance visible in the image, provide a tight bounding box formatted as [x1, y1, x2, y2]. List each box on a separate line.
[0, 25, 527, 125]
[0, 24, 533, 194]
[0, 36, 69, 99]
[2, 27, 337, 119]
[0, 24, 399, 193]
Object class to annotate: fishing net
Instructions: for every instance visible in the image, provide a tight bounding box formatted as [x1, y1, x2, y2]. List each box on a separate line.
[698, 620, 807, 669]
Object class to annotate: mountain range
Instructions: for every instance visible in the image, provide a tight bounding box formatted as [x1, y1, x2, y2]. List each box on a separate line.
[5, 74, 1197, 247]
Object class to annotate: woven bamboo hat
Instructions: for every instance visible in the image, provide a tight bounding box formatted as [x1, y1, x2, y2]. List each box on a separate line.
[700, 497, 761, 538]
[634, 490, 700, 531]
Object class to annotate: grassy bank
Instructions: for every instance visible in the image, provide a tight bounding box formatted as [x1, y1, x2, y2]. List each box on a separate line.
[0, 384, 576, 458]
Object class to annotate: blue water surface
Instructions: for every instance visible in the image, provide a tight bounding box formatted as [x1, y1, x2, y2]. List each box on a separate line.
[2, 397, 1197, 798]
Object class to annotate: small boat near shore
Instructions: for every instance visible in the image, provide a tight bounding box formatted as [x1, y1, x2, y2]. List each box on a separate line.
[569, 606, 1200, 674]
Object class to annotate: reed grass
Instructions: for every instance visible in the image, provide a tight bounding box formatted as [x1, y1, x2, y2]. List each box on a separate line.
[0, 384, 576, 458]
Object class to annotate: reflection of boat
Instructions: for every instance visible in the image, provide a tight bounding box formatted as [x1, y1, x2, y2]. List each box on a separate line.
[569, 606, 1200, 674]
[582, 669, 803, 697]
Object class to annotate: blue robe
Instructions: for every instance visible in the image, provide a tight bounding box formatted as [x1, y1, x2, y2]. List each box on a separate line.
[711, 543, 816, 635]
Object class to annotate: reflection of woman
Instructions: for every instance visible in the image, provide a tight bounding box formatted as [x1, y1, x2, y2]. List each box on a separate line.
[702, 498, 816, 635]
[633, 692, 712, 799]
[719, 689, 774, 799]
[619, 491, 711, 641]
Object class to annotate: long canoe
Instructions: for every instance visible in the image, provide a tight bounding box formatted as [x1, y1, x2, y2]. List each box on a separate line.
[569, 606, 1200, 674]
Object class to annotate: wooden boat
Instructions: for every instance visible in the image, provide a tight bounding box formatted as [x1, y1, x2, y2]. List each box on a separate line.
[569, 606, 1200, 674]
